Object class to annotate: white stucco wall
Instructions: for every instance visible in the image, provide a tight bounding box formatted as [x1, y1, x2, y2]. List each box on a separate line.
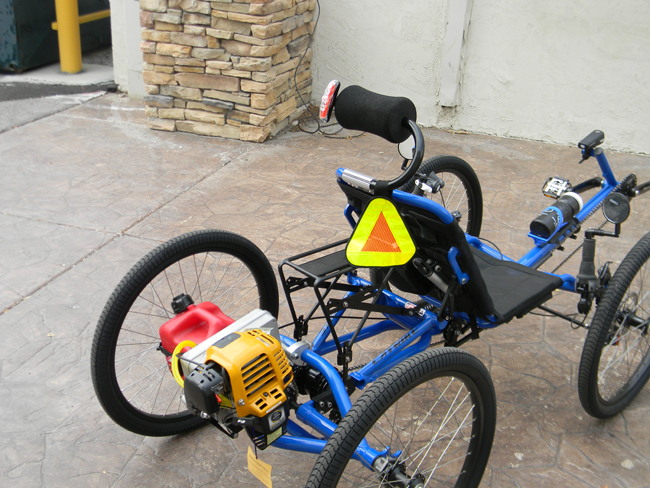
[110, 0, 145, 99]
[311, 0, 448, 126]
[312, 0, 650, 153]
[455, 1, 650, 154]
[109, 0, 649, 152]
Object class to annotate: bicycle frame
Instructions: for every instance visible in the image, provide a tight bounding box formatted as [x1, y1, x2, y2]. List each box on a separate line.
[275, 333, 410, 468]
[270, 146, 627, 466]
[467, 148, 622, 294]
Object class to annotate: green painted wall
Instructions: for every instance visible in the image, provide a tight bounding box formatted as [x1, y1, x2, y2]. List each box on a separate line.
[0, 0, 111, 72]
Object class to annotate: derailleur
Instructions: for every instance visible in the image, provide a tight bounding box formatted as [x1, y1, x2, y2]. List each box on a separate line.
[443, 317, 480, 347]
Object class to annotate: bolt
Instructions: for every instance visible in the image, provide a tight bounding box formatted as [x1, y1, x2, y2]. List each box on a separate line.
[343, 302, 349, 308]
[319, 401, 325, 408]
[238, 399, 245, 406]
[327, 401, 332, 408]
[461, 278, 467, 284]
[233, 432, 238, 439]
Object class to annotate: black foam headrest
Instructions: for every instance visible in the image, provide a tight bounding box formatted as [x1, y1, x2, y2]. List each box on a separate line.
[334, 85, 417, 144]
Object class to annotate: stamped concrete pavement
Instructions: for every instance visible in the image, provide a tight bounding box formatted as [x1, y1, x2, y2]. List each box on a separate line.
[1, 93, 649, 487]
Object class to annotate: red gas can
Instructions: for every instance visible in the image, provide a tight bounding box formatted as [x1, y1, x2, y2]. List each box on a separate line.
[159, 302, 234, 354]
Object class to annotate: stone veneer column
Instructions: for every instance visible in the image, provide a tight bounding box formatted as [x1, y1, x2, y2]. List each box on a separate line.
[139, 0, 315, 142]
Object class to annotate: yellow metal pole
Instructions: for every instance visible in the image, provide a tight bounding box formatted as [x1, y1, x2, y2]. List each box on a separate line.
[54, 0, 82, 74]
[52, 9, 111, 30]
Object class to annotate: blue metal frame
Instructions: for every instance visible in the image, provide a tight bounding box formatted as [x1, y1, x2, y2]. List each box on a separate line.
[275, 334, 387, 467]
[269, 147, 622, 470]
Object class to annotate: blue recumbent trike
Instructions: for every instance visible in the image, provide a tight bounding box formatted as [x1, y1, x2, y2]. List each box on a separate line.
[91, 81, 650, 488]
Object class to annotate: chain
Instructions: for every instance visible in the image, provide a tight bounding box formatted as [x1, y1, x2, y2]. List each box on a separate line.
[348, 337, 446, 372]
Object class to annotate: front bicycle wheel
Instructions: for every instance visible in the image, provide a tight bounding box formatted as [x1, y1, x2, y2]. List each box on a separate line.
[306, 348, 496, 488]
[91, 230, 279, 436]
[578, 231, 650, 418]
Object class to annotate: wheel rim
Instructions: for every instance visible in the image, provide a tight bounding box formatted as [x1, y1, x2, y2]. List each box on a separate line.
[113, 250, 266, 419]
[420, 170, 474, 235]
[597, 259, 650, 403]
[337, 374, 481, 487]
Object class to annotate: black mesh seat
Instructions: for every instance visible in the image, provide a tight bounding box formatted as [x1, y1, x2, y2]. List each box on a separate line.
[470, 248, 562, 324]
[336, 182, 564, 326]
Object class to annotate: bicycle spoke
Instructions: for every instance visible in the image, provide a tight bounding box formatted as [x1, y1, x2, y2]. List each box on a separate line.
[164, 383, 183, 415]
[114, 344, 159, 363]
[125, 309, 169, 319]
[600, 324, 646, 383]
[208, 255, 235, 304]
[202, 252, 224, 302]
[223, 294, 262, 317]
[344, 375, 477, 488]
[116, 346, 162, 378]
[177, 260, 188, 296]
[414, 387, 468, 474]
[139, 286, 171, 318]
[425, 403, 474, 486]
[217, 261, 246, 310]
[191, 254, 204, 302]
[119, 328, 159, 341]
[400, 381, 454, 467]
[121, 364, 167, 395]
[444, 178, 463, 209]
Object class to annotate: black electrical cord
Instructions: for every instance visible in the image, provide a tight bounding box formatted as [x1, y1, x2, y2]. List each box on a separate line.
[477, 236, 504, 261]
[292, 0, 366, 140]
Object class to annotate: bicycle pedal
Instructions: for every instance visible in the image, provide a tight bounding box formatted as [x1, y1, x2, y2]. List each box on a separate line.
[542, 177, 572, 198]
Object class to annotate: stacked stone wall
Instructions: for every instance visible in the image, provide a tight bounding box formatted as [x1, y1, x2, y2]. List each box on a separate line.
[139, 0, 315, 142]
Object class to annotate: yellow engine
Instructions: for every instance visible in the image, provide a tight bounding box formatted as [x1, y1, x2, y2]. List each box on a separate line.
[180, 323, 294, 450]
[204, 329, 293, 418]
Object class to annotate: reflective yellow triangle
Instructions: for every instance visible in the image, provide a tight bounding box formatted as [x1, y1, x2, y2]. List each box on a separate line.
[346, 198, 416, 267]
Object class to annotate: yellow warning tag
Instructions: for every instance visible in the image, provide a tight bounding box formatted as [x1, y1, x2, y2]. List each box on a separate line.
[247, 446, 273, 488]
[346, 198, 416, 267]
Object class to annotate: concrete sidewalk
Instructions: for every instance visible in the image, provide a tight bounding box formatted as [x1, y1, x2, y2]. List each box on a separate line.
[1, 93, 649, 487]
[0, 48, 115, 133]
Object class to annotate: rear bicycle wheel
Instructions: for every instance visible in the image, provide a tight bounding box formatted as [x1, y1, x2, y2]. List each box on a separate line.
[403, 155, 483, 237]
[370, 156, 483, 289]
[306, 348, 496, 488]
[91, 230, 278, 436]
[578, 231, 650, 418]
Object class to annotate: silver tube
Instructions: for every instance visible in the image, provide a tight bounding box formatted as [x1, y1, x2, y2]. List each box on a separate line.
[425, 272, 448, 293]
[340, 169, 376, 193]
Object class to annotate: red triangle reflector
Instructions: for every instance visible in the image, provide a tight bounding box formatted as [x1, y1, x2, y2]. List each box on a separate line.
[361, 212, 402, 253]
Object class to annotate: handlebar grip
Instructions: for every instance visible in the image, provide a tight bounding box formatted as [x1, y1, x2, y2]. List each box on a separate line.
[334, 85, 417, 144]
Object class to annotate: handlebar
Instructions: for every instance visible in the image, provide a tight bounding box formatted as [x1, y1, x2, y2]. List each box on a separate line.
[329, 84, 425, 196]
[339, 120, 425, 195]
